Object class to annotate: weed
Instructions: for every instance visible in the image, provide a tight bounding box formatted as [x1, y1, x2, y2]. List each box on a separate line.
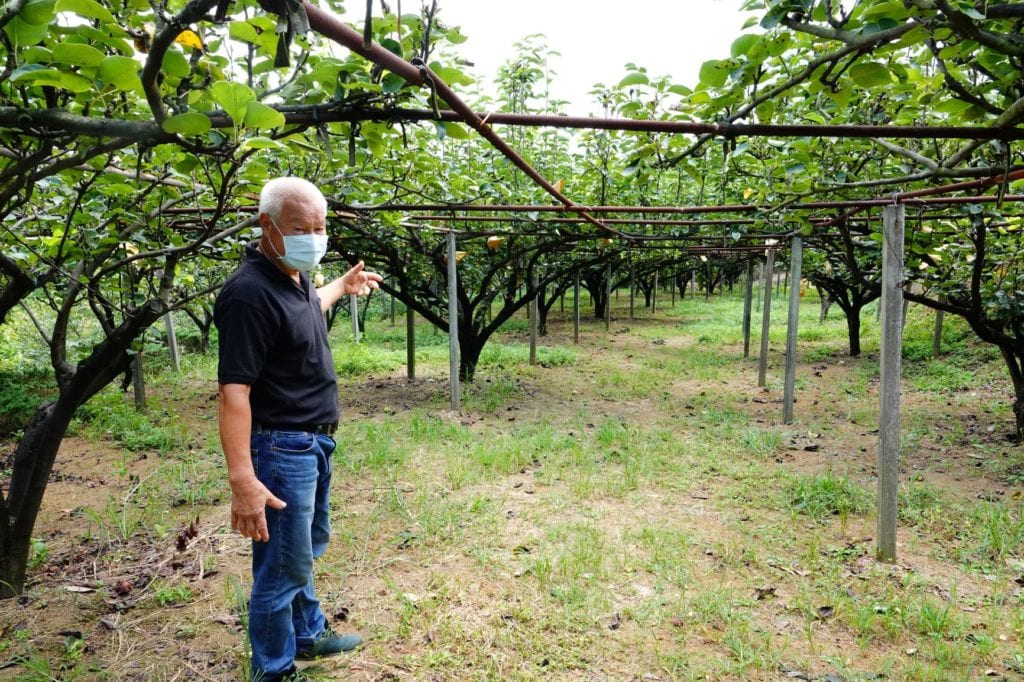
[0, 368, 52, 436]
[970, 503, 1024, 562]
[331, 340, 403, 376]
[463, 375, 523, 412]
[165, 454, 224, 508]
[27, 537, 48, 570]
[786, 472, 872, 522]
[77, 391, 180, 452]
[152, 581, 192, 606]
[739, 426, 783, 459]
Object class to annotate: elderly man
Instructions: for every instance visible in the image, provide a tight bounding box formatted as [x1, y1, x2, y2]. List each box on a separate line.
[214, 177, 382, 682]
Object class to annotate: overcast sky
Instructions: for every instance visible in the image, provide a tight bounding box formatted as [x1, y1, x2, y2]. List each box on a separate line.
[343, 1, 759, 114]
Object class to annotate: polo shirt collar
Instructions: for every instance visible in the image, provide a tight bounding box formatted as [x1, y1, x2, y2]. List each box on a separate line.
[245, 242, 307, 290]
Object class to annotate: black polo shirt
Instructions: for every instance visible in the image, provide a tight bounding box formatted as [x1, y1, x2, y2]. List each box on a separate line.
[214, 243, 339, 427]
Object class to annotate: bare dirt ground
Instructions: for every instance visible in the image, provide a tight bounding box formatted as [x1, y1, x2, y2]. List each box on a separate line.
[1, 306, 1022, 681]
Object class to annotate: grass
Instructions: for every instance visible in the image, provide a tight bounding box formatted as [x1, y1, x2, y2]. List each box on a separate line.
[4, 291, 1024, 681]
[785, 472, 873, 522]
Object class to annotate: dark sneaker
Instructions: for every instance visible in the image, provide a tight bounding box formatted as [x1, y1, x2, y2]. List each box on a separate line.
[295, 626, 363, 660]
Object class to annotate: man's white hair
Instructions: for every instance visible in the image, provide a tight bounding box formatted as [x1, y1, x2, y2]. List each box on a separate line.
[259, 177, 327, 221]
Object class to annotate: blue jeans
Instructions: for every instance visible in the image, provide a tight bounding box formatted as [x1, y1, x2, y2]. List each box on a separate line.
[249, 429, 335, 680]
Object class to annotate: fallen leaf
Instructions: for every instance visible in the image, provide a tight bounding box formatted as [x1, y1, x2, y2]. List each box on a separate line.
[64, 585, 94, 593]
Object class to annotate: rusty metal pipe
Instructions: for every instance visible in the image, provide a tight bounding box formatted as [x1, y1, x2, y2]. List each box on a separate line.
[352, 195, 1024, 214]
[411, 109, 1024, 141]
[302, 1, 625, 238]
[895, 168, 1024, 200]
[266, 105, 1024, 140]
[303, 3, 425, 84]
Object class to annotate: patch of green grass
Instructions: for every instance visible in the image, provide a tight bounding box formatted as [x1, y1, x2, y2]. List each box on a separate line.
[785, 472, 872, 522]
[462, 375, 524, 413]
[165, 454, 225, 508]
[497, 318, 530, 334]
[633, 525, 693, 587]
[331, 340, 404, 376]
[968, 503, 1024, 564]
[0, 368, 53, 436]
[335, 419, 413, 472]
[77, 391, 181, 453]
[898, 483, 947, 526]
[152, 581, 193, 606]
[738, 426, 783, 459]
[904, 359, 976, 393]
[477, 342, 576, 371]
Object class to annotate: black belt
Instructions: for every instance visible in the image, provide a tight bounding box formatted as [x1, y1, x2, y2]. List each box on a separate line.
[253, 422, 338, 436]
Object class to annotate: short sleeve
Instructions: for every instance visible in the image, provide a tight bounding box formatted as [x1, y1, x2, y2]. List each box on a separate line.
[214, 294, 277, 385]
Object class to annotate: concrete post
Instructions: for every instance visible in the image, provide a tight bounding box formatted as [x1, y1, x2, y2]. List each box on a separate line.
[877, 205, 905, 562]
[783, 237, 803, 424]
[758, 250, 775, 387]
[447, 231, 460, 410]
[742, 259, 754, 359]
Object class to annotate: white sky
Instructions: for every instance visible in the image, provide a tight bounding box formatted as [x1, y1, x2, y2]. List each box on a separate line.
[344, 1, 759, 114]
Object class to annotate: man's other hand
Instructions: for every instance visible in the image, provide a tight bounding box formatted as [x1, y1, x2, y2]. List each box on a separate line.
[230, 478, 286, 542]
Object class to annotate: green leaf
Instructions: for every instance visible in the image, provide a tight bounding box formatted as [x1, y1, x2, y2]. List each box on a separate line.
[57, 71, 93, 92]
[441, 122, 470, 140]
[18, 0, 55, 23]
[849, 62, 892, 88]
[959, 5, 985, 20]
[243, 101, 285, 129]
[827, 84, 853, 108]
[379, 37, 403, 58]
[162, 48, 190, 78]
[688, 90, 711, 106]
[172, 154, 200, 173]
[10, 64, 59, 84]
[241, 136, 283, 150]
[730, 34, 760, 58]
[54, 0, 114, 23]
[381, 73, 405, 94]
[99, 55, 142, 90]
[52, 42, 106, 67]
[9, 63, 50, 80]
[428, 63, 473, 87]
[618, 72, 649, 87]
[861, 1, 908, 20]
[21, 46, 53, 63]
[161, 112, 212, 135]
[667, 84, 692, 97]
[4, 14, 51, 45]
[212, 81, 255, 124]
[228, 20, 262, 45]
[699, 60, 733, 89]
[444, 27, 468, 44]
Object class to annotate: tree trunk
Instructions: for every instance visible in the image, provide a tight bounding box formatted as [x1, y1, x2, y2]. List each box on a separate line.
[999, 346, 1024, 441]
[459, 335, 484, 382]
[817, 287, 831, 322]
[845, 304, 863, 357]
[0, 399, 77, 597]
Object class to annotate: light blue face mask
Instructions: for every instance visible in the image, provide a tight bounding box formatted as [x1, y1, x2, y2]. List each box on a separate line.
[267, 217, 328, 272]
